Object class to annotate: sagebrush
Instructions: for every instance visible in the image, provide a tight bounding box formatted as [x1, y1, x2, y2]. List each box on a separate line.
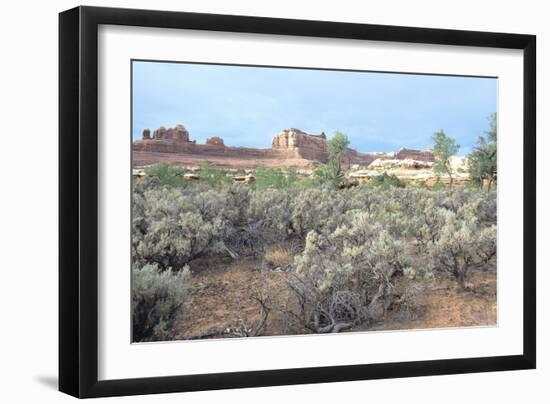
[132, 176, 496, 338]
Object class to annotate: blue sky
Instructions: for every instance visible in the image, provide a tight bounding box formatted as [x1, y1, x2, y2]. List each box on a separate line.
[132, 61, 496, 155]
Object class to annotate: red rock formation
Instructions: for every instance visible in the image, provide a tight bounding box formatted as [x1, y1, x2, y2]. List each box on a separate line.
[395, 147, 434, 162]
[133, 125, 434, 169]
[206, 136, 224, 146]
[151, 124, 190, 141]
[271, 128, 386, 165]
[272, 128, 329, 160]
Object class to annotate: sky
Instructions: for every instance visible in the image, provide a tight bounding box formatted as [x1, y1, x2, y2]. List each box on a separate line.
[132, 61, 497, 155]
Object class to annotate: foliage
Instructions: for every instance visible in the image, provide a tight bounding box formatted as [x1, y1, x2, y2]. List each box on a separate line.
[368, 172, 406, 189]
[431, 130, 460, 187]
[133, 179, 497, 308]
[314, 131, 350, 188]
[431, 180, 446, 191]
[253, 166, 314, 190]
[327, 131, 350, 159]
[467, 113, 497, 190]
[199, 162, 231, 188]
[132, 186, 228, 270]
[132, 264, 191, 342]
[254, 166, 288, 189]
[286, 211, 408, 332]
[427, 211, 496, 288]
[144, 162, 185, 187]
[289, 186, 351, 237]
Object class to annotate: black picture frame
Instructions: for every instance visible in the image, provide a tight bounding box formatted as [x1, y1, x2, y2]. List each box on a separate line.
[59, 5, 536, 398]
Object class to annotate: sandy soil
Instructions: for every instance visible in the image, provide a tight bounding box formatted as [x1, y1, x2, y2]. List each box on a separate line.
[176, 257, 292, 339]
[369, 270, 497, 331]
[133, 150, 313, 170]
[175, 257, 497, 340]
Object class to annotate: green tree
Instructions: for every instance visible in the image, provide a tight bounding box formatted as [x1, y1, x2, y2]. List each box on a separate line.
[431, 130, 460, 188]
[467, 113, 497, 190]
[314, 131, 350, 188]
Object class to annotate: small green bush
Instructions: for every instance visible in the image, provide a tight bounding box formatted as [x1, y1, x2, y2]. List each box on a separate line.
[253, 166, 315, 190]
[144, 162, 185, 187]
[369, 172, 406, 189]
[132, 264, 191, 342]
[199, 162, 231, 188]
[431, 179, 446, 191]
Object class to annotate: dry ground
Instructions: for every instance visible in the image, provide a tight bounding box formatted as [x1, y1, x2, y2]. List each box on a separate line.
[133, 150, 313, 170]
[175, 257, 497, 340]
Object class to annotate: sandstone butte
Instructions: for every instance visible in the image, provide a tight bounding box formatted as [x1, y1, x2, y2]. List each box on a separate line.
[132, 125, 438, 173]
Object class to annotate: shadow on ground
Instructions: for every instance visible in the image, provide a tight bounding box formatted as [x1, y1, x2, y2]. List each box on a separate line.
[35, 375, 58, 390]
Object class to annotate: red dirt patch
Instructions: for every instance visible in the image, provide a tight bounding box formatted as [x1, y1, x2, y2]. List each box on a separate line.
[176, 257, 291, 339]
[175, 258, 497, 339]
[133, 150, 314, 170]
[369, 271, 497, 331]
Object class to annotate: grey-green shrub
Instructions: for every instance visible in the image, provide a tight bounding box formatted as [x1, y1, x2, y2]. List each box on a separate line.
[132, 186, 226, 269]
[426, 211, 496, 288]
[132, 264, 191, 342]
[132, 179, 497, 293]
[288, 211, 408, 332]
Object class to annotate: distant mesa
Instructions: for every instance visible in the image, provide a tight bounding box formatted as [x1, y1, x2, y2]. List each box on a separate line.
[272, 128, 329, 161]
[206, 136, 225, 146]
[158, 124, 190, 141]
[133, 124, 434, 169]
[395, 147, 434, 162]
[272, 128, 326, 149]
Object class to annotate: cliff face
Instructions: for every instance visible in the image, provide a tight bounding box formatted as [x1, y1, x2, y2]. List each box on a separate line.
[150, 124, 191, 141]
[132, 125, 434, 169]
[271, 128, 382, 166]
[272, 128, 328, 161]
[395, 147, 434, 162]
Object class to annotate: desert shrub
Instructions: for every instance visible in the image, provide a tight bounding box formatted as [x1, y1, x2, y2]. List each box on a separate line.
[252, 166, 315, 190]
[133, 177, 497, 299]
[427, 210, 496, 288]
[186, 186, 241, 224]
[475, 191, 497, 225]
[133, 174, 162, 193]
[132, 264, 191, 342]
[346, 185, 382, 213]
[144, 162, 185, 187]
[254, 166, 290, 189]
[199, 162, 231, 188]
[407, 196, 448, 247]
[289, 186, 352, 237]
[286, 211, 410, 333]
[223, 184, 252, 224]
[247, 188, 294, 246]
[132, 187, 226, 269]
[264, 246, 294, 268]
[369, 172, 406, 189]
[431, 179, 446, 191]
[254, 166, 285, 189]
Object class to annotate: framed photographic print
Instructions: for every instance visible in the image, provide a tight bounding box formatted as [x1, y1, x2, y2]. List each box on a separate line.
[59, 6, 536, 398]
